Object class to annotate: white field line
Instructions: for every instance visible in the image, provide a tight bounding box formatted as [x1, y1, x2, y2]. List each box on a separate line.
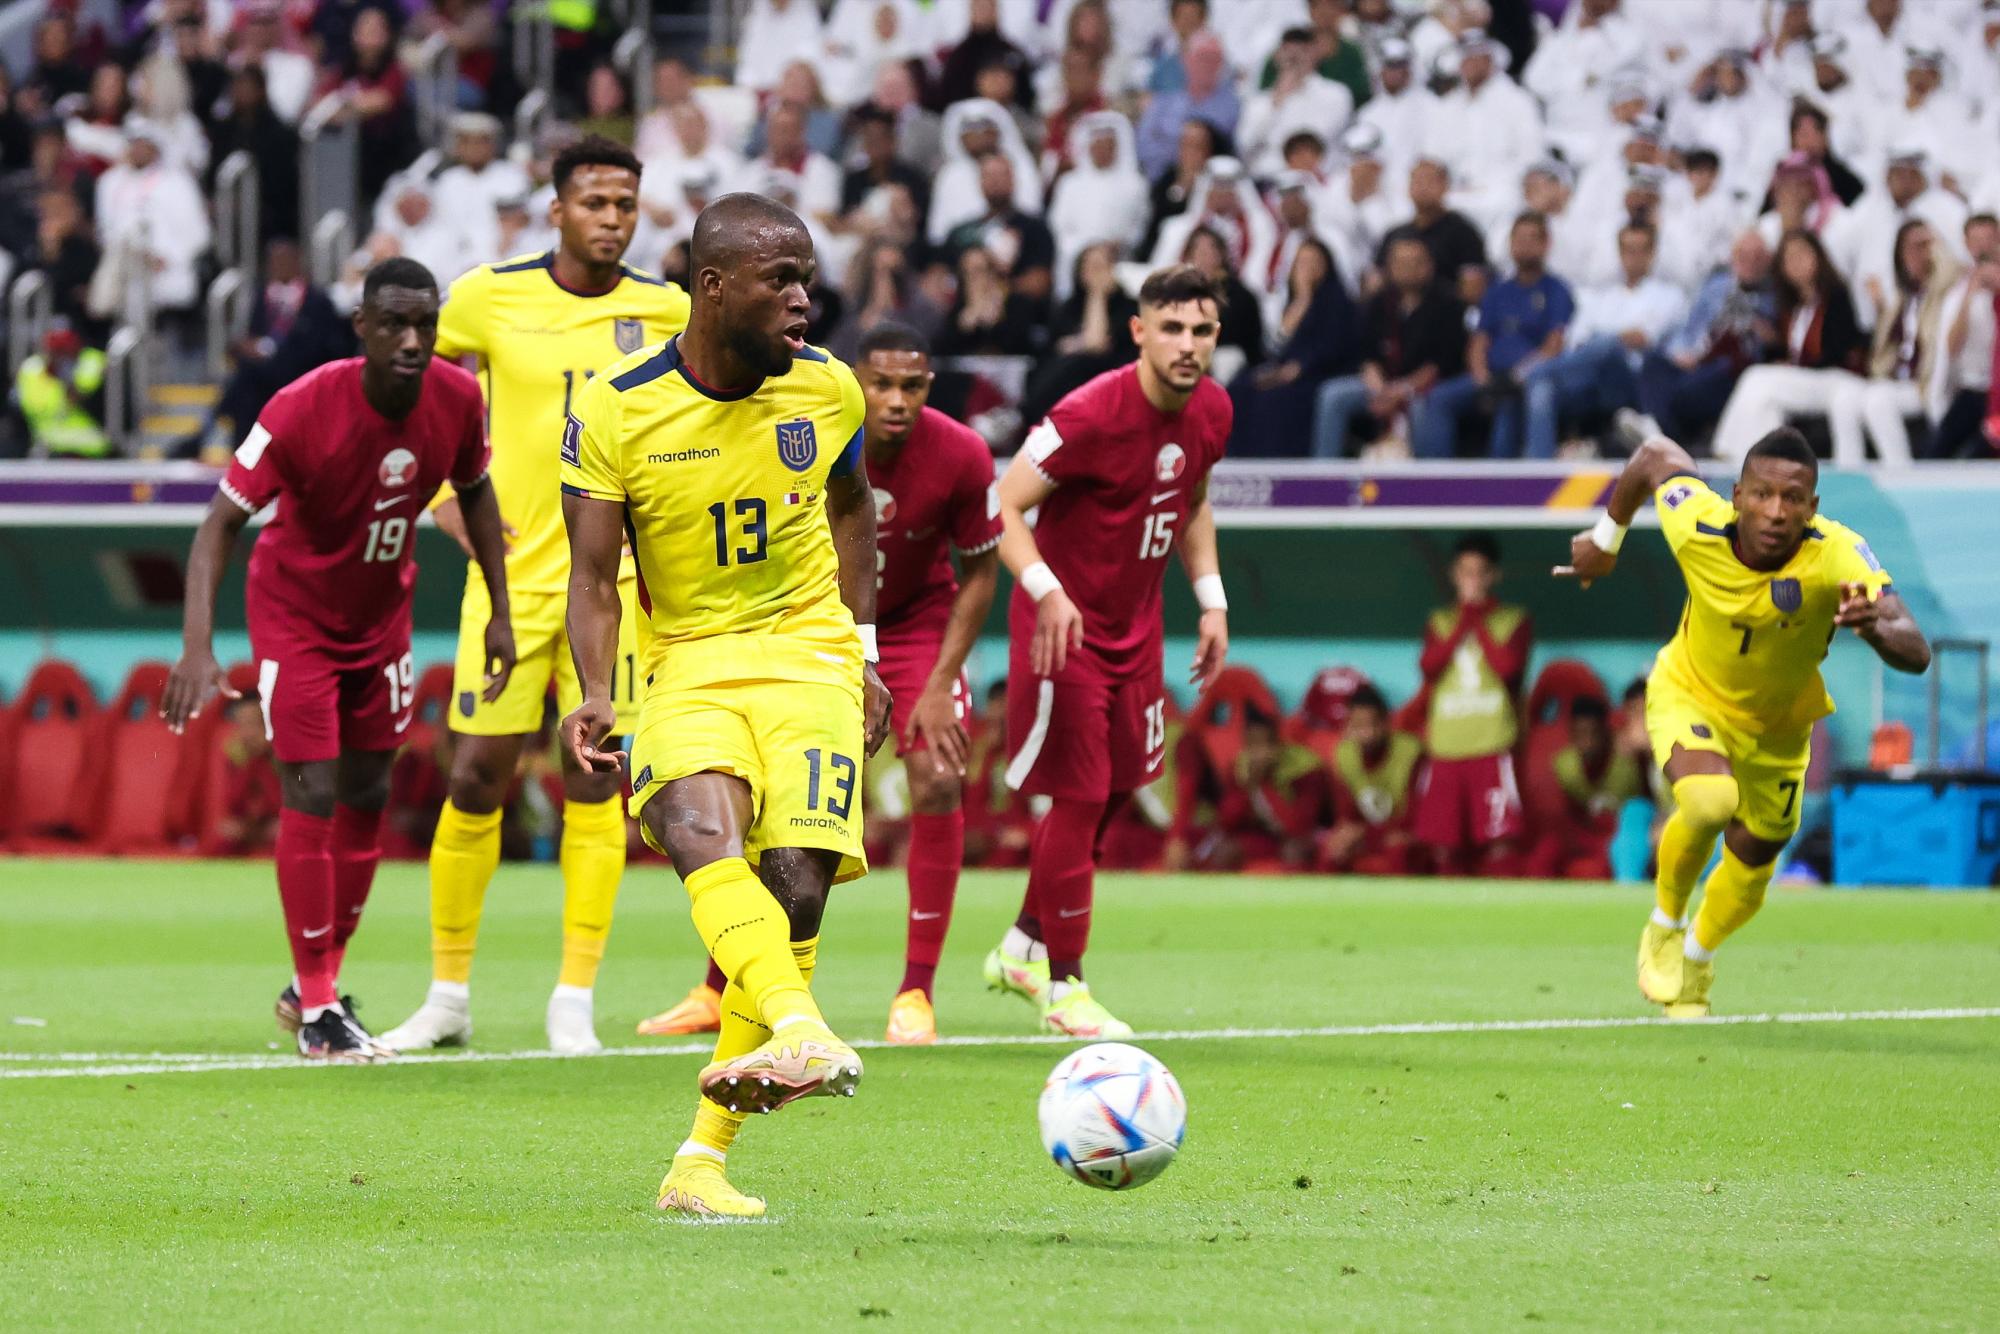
[1, 1007, 1996, 1081]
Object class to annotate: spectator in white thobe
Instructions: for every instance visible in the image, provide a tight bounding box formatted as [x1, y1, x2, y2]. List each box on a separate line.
[1420, 30, 1544, 224]
[1522, 0, 1645, 166]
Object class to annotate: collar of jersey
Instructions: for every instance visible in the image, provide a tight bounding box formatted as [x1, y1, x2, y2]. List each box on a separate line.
[516, 249, 635, 300]
[660, 335, 764, 401]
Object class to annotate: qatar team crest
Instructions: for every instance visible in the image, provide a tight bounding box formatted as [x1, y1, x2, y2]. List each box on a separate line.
[379, 447, 417, 488]
[614, 318, 645, 354]
[872, 487, 897, 524]
[776, 417, 818, 472]
[1155, 443, 1186, 482]
[1770, 577, 1804, 613]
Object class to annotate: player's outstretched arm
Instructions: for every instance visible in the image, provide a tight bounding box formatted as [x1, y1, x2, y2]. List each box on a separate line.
[996, 453, 1084, 676]
[559, 490, 628, 774]
[826, 466, 893, 757]
[912, 546, 999, 773]
[1176, 483, 1228, 689]
[162, 493, 252, 733]
[1554, 434, 1700, 588]
[455, 475, 516, 702]
[1837, 586, 1932, 674]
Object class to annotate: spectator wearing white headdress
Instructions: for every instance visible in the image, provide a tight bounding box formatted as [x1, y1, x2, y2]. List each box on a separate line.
[1255, 171, 1331, 334]
[1620, 0, 1760, 89]
[1666, 47, 1786, 203]
[1205, 0, 1308, 83]
[372, 173, 488, 287]
[1795, 33, 1879, 182]
[1315, 122, 1400, 296]
[1521, 0, 1644, 166]
[739, 100, 843, 233]
[927, 97, 1044, 248]
[90, 116, 210, 314]
[1841, 0, 1950, 107]
[1661, 146, 1753, 293]
[1882, 45, 1979, 201]
[1571, 114, 1678, 280]
[432, 112, 529, 246]
[1407, 0, 1490, 83]
[1237, 25, 1354, 180]
[735, 0, 825, 97]
[1353, 37, 1428, 183]
[1759, 0, 1822, 101]
[1150, 156, 1276, 291]
[821, 0, 925, 110]
[1485, 159, 1588, 289]
[1047, 111, 1148, 298]
[1419, 29, 1544, 224]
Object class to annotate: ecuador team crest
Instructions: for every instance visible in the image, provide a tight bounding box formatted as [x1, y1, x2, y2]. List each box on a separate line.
[777, 417, 818, 471]
[1770, 578, 1803, 613]
[614, 318, 645, 354]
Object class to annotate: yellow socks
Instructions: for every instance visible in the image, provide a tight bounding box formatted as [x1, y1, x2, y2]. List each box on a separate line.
[557, 797, 626, 989]
[1689, 847, 1775, 958]
[684, 858, 823, 1030]
[681, 936, 824, 1163]
[429, 800, 503, 984]
[1655, 774, 1739, 922]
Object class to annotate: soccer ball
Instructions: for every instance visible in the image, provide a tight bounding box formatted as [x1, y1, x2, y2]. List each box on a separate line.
[1038, 1042, 1186, 1190]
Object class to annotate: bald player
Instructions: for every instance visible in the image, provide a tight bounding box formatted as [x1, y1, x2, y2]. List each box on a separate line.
[560, 193, 891, 1219]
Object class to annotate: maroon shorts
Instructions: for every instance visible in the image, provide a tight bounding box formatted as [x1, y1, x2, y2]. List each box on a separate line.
[252, 639, 415, 765]
[1004, 660, 1166, 803]
[877, 617, 967, 750]
[1412, 753, 1526, 851]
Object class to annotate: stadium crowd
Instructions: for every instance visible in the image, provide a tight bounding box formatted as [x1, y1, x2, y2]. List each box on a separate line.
[7, 0, 2000, 460]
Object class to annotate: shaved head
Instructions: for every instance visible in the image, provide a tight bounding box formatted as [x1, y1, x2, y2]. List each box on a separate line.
[690, 192, 811, 272]
[687, 193, 818, 380]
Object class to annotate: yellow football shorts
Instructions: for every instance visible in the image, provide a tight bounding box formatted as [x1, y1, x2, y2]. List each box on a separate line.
[449, 572, 644, 736]
[1644, 672, 1811, 843]
[628, 677, 868, 883]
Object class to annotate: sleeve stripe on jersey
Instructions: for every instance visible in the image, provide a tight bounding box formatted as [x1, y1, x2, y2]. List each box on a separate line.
[561, 482, 620, 501]
[218, 479, 260, 514]
[829, 426, 863, 477]
[1694, 520, 1732, 538]
[954, 534, 1002, 557]
[456, 468, 491, 491]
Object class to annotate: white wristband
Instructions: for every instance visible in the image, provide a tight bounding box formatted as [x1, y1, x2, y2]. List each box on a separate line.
[1192, 573, 1228, 612]
[1020, 561, 1064, 603]
[857, 623, 879, 663]
[1591, 512, 1627, 554]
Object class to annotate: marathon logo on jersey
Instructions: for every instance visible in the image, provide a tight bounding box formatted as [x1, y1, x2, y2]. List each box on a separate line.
[1770, 578, 1803, 614]
[777, 417, 818, 472]
[1661, 482, 1695, 510]
[379, 447, 418, 488]
[1155, 442, 1186, 483]
[614, 318, 645, 354]
[562, 414, 582, 466]
[872, 487, 897, 524]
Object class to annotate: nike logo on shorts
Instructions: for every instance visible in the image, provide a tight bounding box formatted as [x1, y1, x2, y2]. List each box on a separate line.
[301, 926, 331, 939]
[1057, 907, 1089, 919]
[910, 910, 943, 921]
[1151, 491, 1179, 504]
[374, 495, 411, 511]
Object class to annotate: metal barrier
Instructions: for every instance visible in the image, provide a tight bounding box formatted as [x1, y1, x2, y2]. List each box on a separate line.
[103, 325, 147, 454]
[413, 31, 460, 146]
[214, 151, 261, 273]
[512, 5, 555, 97]
[7, 270, 51, 374]
[204, 269, 251, 379]
[299, 94, 360, 242]
[614, 28, 656, 120]
[513, 87, 551, 152]
[310, 210, 354, 288]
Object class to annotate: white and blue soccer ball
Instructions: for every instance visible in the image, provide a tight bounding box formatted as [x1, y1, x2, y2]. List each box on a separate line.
[1038, 1042, 1187, 1190]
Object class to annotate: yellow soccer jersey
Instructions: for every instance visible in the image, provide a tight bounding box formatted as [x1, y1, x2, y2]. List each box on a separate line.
[1652, 474, 1893, 737]
[436, 250, 690, 594]
[561, 335, 867, 690]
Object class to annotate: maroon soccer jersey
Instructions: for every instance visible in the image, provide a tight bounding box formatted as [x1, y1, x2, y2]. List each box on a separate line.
[222, 357, 489, 661]
[871, 406, 1002, 630]
[1012, 365, 1232, 682]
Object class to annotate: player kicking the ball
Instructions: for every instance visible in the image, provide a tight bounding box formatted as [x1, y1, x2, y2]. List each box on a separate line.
[1558, 427, 1929, 1017]
[382, 136, 689, 1057]
[637, 321, 1000, 1046]
[561, 194, 891, 1219]
[164, 258, 514, 1063]
[987, 264, 1233, 1039]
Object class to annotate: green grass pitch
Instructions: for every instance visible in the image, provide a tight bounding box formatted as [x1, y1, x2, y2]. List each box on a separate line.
[3, 860, 1998, 1330]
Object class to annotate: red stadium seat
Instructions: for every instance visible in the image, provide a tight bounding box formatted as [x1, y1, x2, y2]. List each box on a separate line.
[1184, 665, 1283, 776]
[4, 660, 99, 850]
[87, 662, 196, 855]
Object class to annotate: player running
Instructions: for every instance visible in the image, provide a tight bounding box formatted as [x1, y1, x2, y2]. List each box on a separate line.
[1557, 427, 1930, 1017]
[560, 194, 891, 1219]
[164, 258, 514, 1063]
[985, 263, 1234, 1039]
[637, 321, 1000, 1046]
[381, 136, 689, 1057]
